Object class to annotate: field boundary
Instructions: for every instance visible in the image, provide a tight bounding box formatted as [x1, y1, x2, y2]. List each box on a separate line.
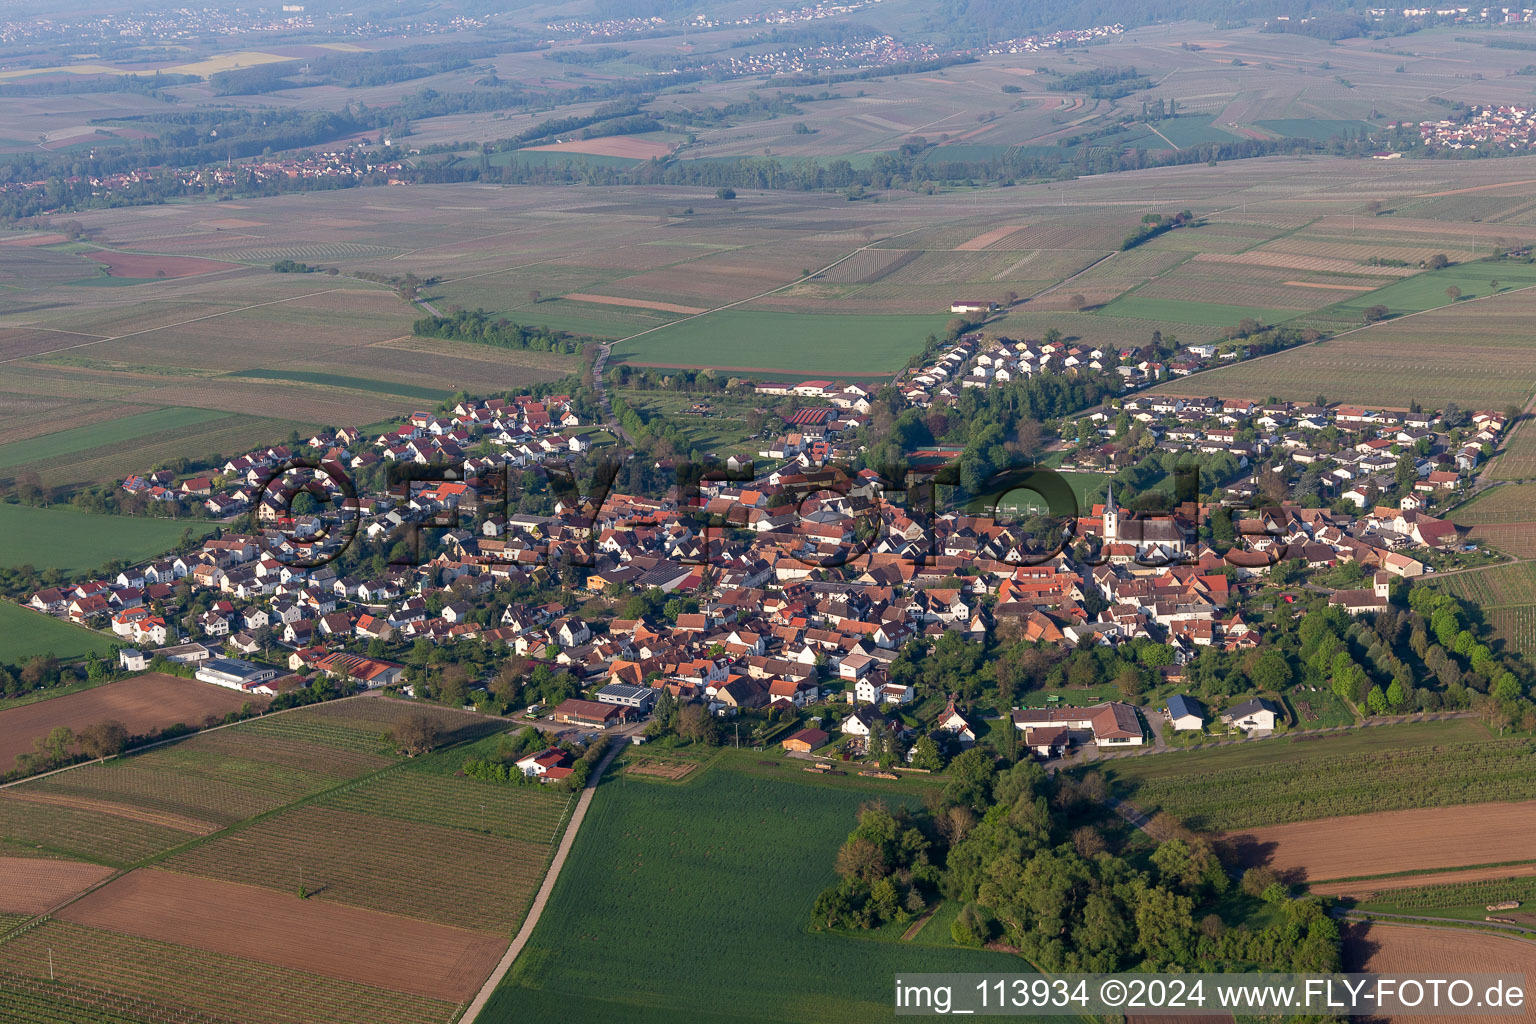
[458, 740, 625, 1023]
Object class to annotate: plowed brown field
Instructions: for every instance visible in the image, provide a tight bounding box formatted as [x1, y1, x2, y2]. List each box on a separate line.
[1342, 922, 1536, 1023]
[86, 252, 239, 278]
[0, 674, 266, 773]
[0, 857, 115, 914]
[1223, 801, 1536, 882]
[58, 869, 504, 1001]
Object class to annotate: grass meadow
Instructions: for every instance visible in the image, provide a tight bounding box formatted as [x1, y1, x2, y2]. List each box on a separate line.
[0, 502, 209, 576]
[485, 763, 1019, 1024]
[1103, 719, 1532, 830]
[0, 407, 226, 471]
[0, 602, 115, 663]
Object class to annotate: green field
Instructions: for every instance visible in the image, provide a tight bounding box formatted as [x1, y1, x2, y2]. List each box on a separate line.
[0, 601, 115, 663]
[612, 310, 952, 374]
[1104, 719, 1534, 830]
[484, 763, 1020, 1024]
[227, 369, 454, 403]
[1092, 295, 1299, 327]
[1319, 262, 1536, 320]
[1149, 115, 1244, 148]
[0, 502, 210, 575]
[0, 407, 228, 471]
[1355, 874, 1536, 923]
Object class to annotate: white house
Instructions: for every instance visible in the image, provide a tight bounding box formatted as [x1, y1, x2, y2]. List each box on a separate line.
[1165, 694, 1205, 731]
[1220, 697, 1282, 733]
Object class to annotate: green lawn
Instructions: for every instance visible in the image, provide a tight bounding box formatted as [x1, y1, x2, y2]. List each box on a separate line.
[0, 407, 227, 471]
[611, 310, 952, 374]
[1316, 261, 1536, 320]
[226, 369, 453, 403]
[1091, 295, 1299, 327]
[484, 763, 1020, 1024]
[0, 601, 114, 662]
[1102, 718, 1530, 830]
[0, 502, 211, 576]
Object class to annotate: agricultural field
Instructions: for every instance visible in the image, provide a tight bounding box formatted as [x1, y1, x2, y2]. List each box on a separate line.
[1150, 280, 1536, 409]
[0, 502, 210, 575]
[163, 801, 558, 932]
[1428, 561, 1536, 653]
[1221, 801, 1536, 883]
[57, 869, 504, 1002]
[0, 602, 115, 663]
[1453, 485, 1536, 525]
[1340, 923, 1536, 1023]
[1489, 420, 1536, 482]
[1104, 719, 1536, 830]
[0, 672, 263, 774]
[1349, 874, 1536, 917]
[482, 764, 1021, 1024]
[0, 696, 570, 1024]
[0, 921, 463, 1024]
[610, 310, 953, 375]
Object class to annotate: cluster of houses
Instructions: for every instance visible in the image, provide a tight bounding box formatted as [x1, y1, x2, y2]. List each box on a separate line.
[24, 377, 1502, 768]
[1079, 395, 1505, 512]
[894, 332, 1226, 408]
[120, 395, 587, 519]
[1414, 105, 1536, 152]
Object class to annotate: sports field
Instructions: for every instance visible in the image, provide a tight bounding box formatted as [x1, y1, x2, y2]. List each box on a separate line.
[611, 310, 952, 374]
[483, 763, 1019, 1024]
[0, 503, 210, 575]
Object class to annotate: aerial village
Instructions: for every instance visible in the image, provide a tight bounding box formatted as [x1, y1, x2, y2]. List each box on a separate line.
[20, 325, 1511, 780]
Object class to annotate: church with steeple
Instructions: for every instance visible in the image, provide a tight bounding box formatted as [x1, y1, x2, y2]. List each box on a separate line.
[1095, 483, 1189, 564]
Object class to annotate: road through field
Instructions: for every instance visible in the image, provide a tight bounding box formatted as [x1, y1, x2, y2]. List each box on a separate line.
[460, 739, 625, 1023]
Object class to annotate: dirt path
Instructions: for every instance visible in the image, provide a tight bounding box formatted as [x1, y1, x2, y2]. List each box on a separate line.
[900, 906, 939, 941]
[460, 740, 626, 1023]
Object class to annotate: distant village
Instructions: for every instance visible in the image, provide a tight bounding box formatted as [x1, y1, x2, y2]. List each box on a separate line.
[0, 146, 407, 206]
[1414, 105, 1536, 152]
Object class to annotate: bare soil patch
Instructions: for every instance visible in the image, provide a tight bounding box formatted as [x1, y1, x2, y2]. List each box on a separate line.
[0, 233, 68, 247]
[58, 869, 504, 1002]
[627, 760, 696, 780]
[1312, 862, 1536, 898]
[956, 224, 1027, 251]
[86, 251, 240, 279]
[562, 292, 705, 315]
[0, 674, 266, 773]
[1342, 922, 1536, 1022]
[0, 857, 115, 914]
[1282, 280, 1375, 291]
[1223, 802, 1536, 883]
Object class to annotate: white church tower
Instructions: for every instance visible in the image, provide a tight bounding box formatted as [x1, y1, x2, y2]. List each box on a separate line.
[1103, 483, 1119, 543]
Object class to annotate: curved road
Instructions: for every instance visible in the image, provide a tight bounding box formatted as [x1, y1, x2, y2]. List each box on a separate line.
[461, 739, 626, 1022]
